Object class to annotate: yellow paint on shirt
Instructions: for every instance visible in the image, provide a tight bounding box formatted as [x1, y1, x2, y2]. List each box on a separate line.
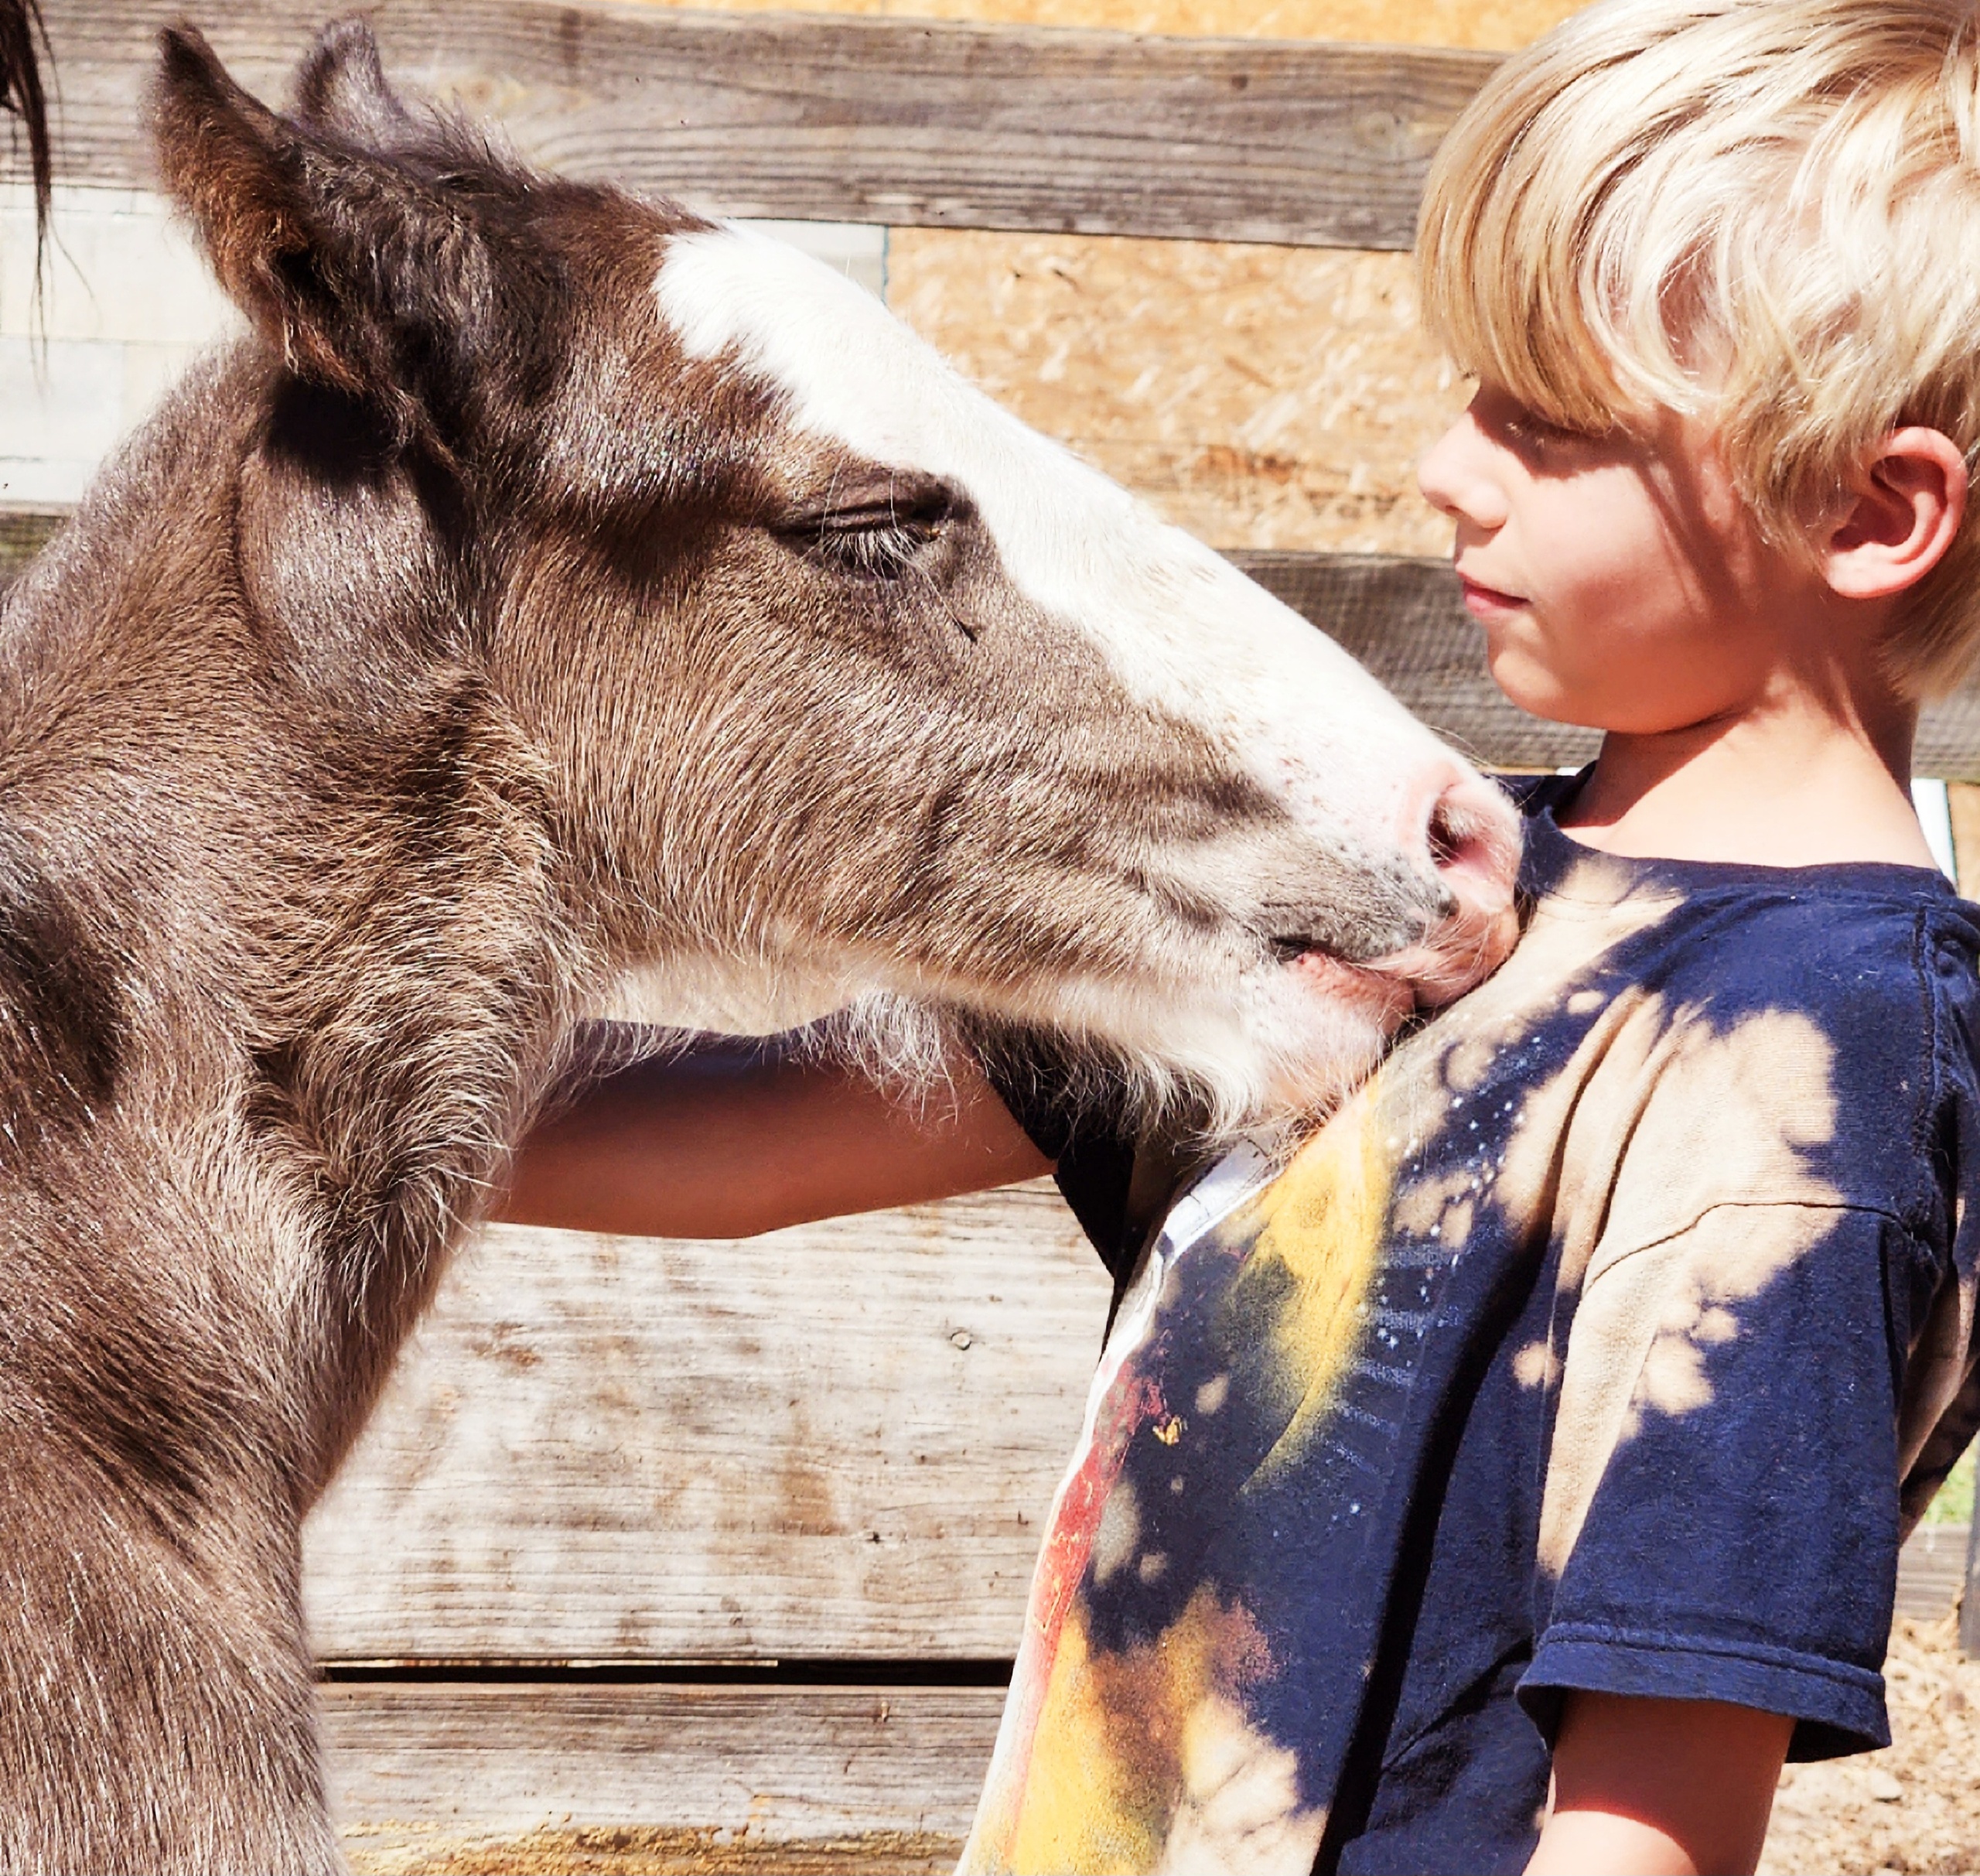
[992, 1584, 1312, 1874]
[990, 1602, 1160, 1874]
[1232, 1084, 1393, 1488]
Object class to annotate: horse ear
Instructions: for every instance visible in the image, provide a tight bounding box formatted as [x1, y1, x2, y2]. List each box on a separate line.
[150, 24, 494, 441]
[292, 19, 418, 148]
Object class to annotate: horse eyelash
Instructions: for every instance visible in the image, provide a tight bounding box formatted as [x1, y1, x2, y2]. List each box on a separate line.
[783, 501, 949, 579]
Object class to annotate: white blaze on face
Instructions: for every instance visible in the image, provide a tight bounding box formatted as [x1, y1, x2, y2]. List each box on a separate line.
[654, 223, 1457, 867]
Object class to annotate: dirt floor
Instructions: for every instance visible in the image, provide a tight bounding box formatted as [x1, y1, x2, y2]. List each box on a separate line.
[1760, 1616, 1980, 1876]
[345, 1828, 961, 1875]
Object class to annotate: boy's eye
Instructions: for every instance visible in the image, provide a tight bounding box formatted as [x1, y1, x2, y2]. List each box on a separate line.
[1504, 408, 1579, 448]
[1468, 384, 1606, 460]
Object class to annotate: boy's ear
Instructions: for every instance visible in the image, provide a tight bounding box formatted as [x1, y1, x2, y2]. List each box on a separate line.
[149, 23, 497, 442]
[1821, 427, 1969, 603]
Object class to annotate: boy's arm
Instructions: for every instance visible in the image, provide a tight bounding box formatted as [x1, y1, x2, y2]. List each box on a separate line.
[1526, 1692, 1792, 1876]
[497, 1044, 1051, 1239]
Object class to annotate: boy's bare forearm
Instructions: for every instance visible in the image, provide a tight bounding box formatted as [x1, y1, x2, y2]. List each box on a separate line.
[1525, 1692, 1792, 1876]
[495, 1045, 1050, 1239]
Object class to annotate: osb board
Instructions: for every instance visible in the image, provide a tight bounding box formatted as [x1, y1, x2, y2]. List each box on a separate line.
[890, 231, 1462, 555]
[324, 1682, 1000, 1874]
[612, 0, 1586, 53]
[301, 1184, 1111, 1662]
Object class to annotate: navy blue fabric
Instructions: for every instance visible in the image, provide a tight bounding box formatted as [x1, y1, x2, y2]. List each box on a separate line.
[988, 791, 1980, 1874]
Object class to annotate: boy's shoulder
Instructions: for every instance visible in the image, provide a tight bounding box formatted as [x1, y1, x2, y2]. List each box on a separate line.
[1481, 797, 1980, 1252]
[1517, 782, 1980, 1040]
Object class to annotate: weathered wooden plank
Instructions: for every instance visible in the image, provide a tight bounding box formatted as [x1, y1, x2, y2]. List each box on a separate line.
[1231, 549, 1597, 773]
[1896, 1524, 1971, 1621]
[1965, 1518, 1980, 1658]
[302, 1185, 1109, 1662]
[40, 0, 1497, 249]
[323, 1680, 1000, 1874]
[295, 1195, 1980, 1666]
[6, 508, 1980, 773]
[0, 509, 63, 579]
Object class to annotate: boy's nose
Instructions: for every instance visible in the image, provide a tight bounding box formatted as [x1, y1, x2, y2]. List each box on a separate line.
[1417, 411, 1510, 532]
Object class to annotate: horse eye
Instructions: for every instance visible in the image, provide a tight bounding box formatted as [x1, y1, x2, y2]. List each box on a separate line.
[777, 492, 954, 579]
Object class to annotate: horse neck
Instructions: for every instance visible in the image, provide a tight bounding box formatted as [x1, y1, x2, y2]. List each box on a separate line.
[0, 358, 590, 1469]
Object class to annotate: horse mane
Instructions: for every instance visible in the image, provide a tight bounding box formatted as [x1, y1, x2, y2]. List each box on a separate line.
[0, 0, 49, 270]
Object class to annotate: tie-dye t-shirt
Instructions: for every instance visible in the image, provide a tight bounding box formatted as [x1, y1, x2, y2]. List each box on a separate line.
[971, 791, 1980, 1876]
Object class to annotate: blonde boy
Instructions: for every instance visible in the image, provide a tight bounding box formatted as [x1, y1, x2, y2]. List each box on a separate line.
[504, 2, 1980, 1869]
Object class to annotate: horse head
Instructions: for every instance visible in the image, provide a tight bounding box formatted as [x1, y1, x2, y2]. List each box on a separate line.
[152, 20, 1519, 1134]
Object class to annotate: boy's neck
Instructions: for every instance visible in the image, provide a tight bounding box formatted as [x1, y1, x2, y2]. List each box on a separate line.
[1556, 685, 1937, 871]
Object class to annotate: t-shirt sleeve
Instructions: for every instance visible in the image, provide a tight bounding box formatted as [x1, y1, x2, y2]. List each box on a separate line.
[1519, 1201, 1930, 1760]
[974, 1028, 1141, 1286]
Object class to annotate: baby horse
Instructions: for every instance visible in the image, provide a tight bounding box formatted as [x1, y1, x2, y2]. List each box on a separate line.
[0, 22, 1518, 1870]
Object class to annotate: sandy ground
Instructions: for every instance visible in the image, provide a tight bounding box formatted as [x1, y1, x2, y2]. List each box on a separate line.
[1760, 1616, 1980, 1876]
[346, 1829, 958, 1874]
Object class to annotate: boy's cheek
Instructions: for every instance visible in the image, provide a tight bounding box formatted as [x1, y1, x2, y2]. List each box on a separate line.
[1477, 612, 1595, 724]
[1480, 593, 1691, 733]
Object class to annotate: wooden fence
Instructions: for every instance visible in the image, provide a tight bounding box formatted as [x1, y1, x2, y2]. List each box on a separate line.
[19, 2, 1980, 1867]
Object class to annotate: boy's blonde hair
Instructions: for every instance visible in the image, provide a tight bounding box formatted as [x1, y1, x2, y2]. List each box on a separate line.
[1418, 0, 1980, 694]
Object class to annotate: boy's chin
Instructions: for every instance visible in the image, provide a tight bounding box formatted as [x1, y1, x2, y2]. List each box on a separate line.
[1483, 648, 1613, 732]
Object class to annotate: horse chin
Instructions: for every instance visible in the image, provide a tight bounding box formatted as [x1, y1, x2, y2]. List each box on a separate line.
[593, 955, 859, 1037]
[1185, 959, 1406, 1143]
[1269, 993, 1405, 1118]
[1285, 949, 1418, 1034]
[583, 948, 1407, 1152]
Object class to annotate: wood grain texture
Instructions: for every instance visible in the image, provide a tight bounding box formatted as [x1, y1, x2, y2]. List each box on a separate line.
[1896, 1525, 1971, 1621]
[293, 1185, 1980, 1664]
[1231, 549, 1601, 772]
[1966, 1520, 1980, 1657]
[9, 506, 1980, 773]
[325, 1680, 1001, 1873]
[302, 1185, 1110, 1662]
[40, 0, 1498, 248]
[613, 0, 1586, 54]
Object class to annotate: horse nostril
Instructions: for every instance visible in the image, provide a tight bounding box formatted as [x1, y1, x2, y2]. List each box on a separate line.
[1422, 775, 1517, 898]
[1428, 792, 1490, 876]
[1428, 799, 1465, 870]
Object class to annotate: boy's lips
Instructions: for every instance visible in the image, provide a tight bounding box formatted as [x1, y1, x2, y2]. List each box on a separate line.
[1457, 573, 1528, 620]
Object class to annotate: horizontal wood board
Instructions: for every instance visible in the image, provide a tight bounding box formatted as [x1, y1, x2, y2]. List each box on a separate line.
[303, 1179, 1978, 1669]
[325, 1681, 999, 1872]
[1896, 1523, 1972, 1621]
[1231, 550, 1599, 771]
[302, 1187, 1110, 1662]
[5, 507, 1979, 773]
[40, 0, 1497, 248]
